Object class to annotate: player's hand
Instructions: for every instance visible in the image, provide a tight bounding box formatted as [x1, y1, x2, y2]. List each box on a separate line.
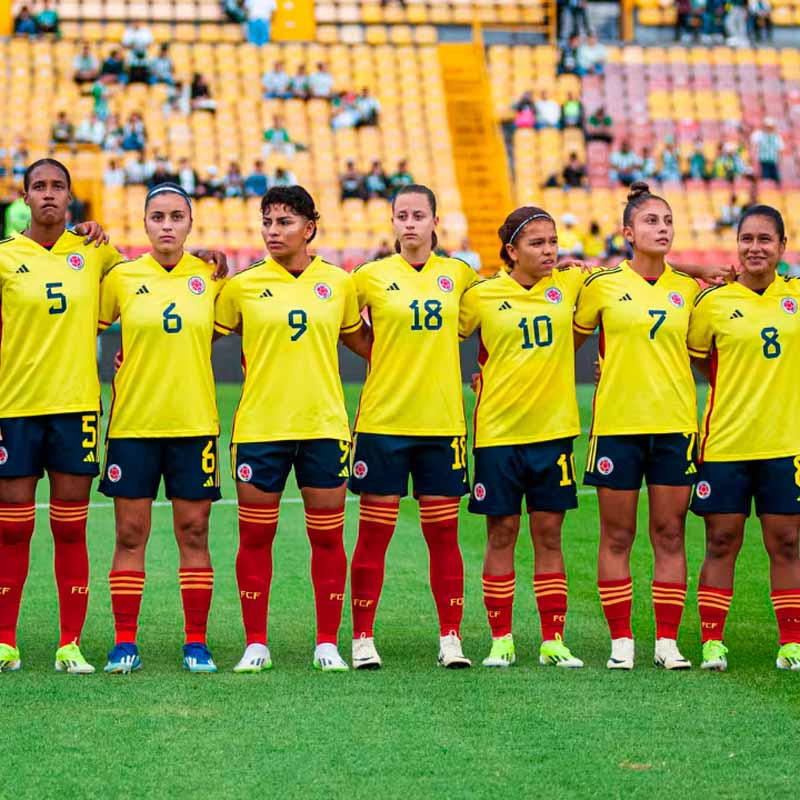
[114, 350, 123, 372]
[470, 372, 480, 393]
[701, 263, 737, 285]
[557, 257, 591, 273]
[193, 249, 229, 280]
[74, 220, 109, 247]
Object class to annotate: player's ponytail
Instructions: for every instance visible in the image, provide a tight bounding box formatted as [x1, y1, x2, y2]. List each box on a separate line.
[622, 181, 670, 228]
[392, 184, 438, 253]
[737, 204, 786, 242]
[497, 206, 553, 268]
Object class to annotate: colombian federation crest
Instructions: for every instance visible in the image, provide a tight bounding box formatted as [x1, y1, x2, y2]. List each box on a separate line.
[437, 275, 454, 293]
[353, 460, 368, 479]
[237, 463, 253, 482]
[545, 287, 563, 304]
[314, 282, 332, 300]
[597, 456, 614, 476]
[782, 297, 798, 315]
[668, 292, 685, 308]
[0, 446, 7, 465]
[67, 253, 85, 270]
[107, 464, 122, 482]
[473, 483, 486, 502]
[696, 481, 711, 499]
[188, 276, 206, 295]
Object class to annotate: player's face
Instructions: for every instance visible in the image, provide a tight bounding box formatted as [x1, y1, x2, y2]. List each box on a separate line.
[24, 164, 71, 226]
[144, 193, 192, 253]
[392, 193, 438, 253]
[261, 203, 314, 257]
[737, 215, 786, 277]
[505, 218, 558, 277]
[625, 199, 673, 256]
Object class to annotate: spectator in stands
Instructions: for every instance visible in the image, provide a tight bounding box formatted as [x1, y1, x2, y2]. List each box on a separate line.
[751, 118, 783, 183]
[103, 113, 124, 151]
[50, 111, 74, 146]
[562, 152, 587, 188]
[686, 140, 709, 181]
[197, 165, 225, 198]
[121, 112, 146, 152]
[263, 114, 295, 158]
[452, 238, 481, 273]
[563, 0, 591, 37]
[224, 0, 247, 23]
[126, 49, 151, 85]
[716, 191, 743, 229]
[90, 78, 113, 120]
[373, 240, 393, 260]
[364, 160, 389, 199]
[558, 35, 583, 76]
[125, 152, 150, 184]
[270, 165, 296, 188]
[558, 214, 584, 258]
[605, 224, 630, 263]
[535, 90, 561, 129]
[710, 142, 736, 181]
[10, 140, 29, 180]
[340, 160, 366, 200]
[639, 146, 658, 181]
[100, 48, 127, 84]
[75, 111, 105, 146]
[103, 159, 126, 188]
[224, 162, 245, 197]
[191, 73, 218, 112]
[576, 33, 607, 75]
[263, 60, 291, 99]
[13, 6, 38, 36]
[388, 159, 414, 194]
[584, 106, 613, 143]
[561, 91, 583, 128]
[582, 221, 606, 264]
[245, 0, 276, 47]
[244, 160, 269, 197]
[5, 188, 31, 234]
[331, 91, 360, 129]
[512, 90, 535, 128]
[308, 62, 335, 99]
[36, 0, 59, 34]
[289, 64, 310, 99]
[702, 0, 725, 42]
[148, 158, 178, 189]
[675, 0, 693, 40]
[609, 140, 641, 186]
[122, 21, 153, 51]
[163, 80, 191, 116]
[356, 87, 381, 127]
[73, 43, 99, 84]
[725, 0, 749, 44]
[178, 157, 199, 196]
[748, 0, 772, 41]
[150, 44, 174, 86]
[659, 141, 682, 182]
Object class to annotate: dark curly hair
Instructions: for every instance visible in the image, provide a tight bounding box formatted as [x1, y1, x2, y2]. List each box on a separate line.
[261, 185, 320, 242]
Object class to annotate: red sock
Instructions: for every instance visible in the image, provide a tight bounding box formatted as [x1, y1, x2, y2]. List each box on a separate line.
[419, 498, 464, 637]
[179, 568, 214, 644]
[534, 572, 568, 641]
[652, 581, 687, 640]
[306, 505, 347, 645]
[482, 572, 514, 637]
[598, 577, 633, 639]
[50, 500, 90, 646]
[109, 571, 145, 644]
[697, 585, 733, 642]
[236, 503, 279, 645]
[771, 589, 800, 644]
[350, 500, 399, 638]
[0, 503, 36, 647]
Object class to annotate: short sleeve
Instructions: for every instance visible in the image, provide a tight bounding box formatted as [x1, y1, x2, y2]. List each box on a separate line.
[339, 274, 363, 334]
[458, 284, 481, 340]
[214, 279, 241, 335]
[687, 294, 714, 358]
[573, 276, 603, 334]
[98, 268, 121, 330]
[352, 264, 370, 310]
[459, 260, 480, 293]
[100, 244, 125, 277]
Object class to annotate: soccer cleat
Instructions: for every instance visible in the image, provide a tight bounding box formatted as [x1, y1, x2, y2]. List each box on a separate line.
[182, 642, 217, 673]
[654, 637, 692, 670]
[54, 641, 95, 675]
[438, 631, 472, 669]
[313, 643, 349, 672]
[481, 634, 516, 668]
[352, 634, 382, 670]
[0, 643, 21, 673]
[607, 637, 635, 670]
[104, 642, 142, 674]
[776, 642, 800, 672]
[539, 634, 584, 668]
[701, 639, 729, 672]
[233, 643, 272, 673]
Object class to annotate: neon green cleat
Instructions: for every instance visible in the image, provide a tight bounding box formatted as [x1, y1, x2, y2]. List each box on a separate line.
[482, 633, 516, 668]
[701, 640, 728, 672]
[776, 642, 800, 672]
[0, 643, 21, 673]
[54, 641, 95, 675]
[540, 634, 584, 668]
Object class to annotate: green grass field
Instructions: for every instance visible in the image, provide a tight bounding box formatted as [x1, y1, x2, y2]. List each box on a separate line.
[3, 384, 797, 798]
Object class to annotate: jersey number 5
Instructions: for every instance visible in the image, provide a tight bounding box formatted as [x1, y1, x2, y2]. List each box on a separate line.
[46, 282, 67, 315]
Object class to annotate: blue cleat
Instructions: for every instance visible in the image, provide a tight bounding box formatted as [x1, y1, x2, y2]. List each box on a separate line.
[182, 643, 217, 673]
[104, 642, 142, 674]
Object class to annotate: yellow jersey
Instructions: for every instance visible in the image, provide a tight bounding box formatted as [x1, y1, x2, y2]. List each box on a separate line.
[0, 230, 121, 417]
[688, 276, 800, 461]
[352, 253, 478, 436]
[98, 252, 222, 438]
[214, 256, 362, 443]
[573, 260, 699, 436]
[459, 268, 586, 448]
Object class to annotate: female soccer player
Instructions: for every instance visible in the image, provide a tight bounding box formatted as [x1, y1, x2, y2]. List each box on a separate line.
[0, 158, 120, 675]
[348, 184, 478, 669]
[573, 181, 700, 671]
[460, 207, 585, 668]
[98, 183, 224, 674]
[689, 206, 800, 672]
[215, 185, 370, 673]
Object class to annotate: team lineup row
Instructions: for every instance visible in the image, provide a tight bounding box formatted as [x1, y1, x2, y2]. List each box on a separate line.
[0, 160, 798, 677]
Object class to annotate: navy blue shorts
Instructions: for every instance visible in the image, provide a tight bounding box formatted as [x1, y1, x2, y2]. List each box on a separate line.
[0, 412, 100, 479]
[469, 437, 578, 516]
[232, 439, 351, 493]
[348, 433, 469, 498]
[691, 456, 800, 516]
[584, 433, 698, 490]
[99, 436, 221, 500]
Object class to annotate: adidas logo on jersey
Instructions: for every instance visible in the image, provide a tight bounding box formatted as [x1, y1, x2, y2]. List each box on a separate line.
[498, 301, 512, 311]
[386, 282, 400, 291]
[135, 285, 149, 295]
[259, 288, 273, 298]
[16, 264, 29, 273]
[730, 309, 743, 319]
[618, 293, 632, 302]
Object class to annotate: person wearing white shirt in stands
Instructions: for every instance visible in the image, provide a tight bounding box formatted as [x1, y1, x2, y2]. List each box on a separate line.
[309, 63, 335, 99]
[75, 112, 106, 146]
[535, 90, 561, 129]
[121, 21, 153, 51]
[103, 159, 126, 187]
[452, 238, 481, 273]
[246, 0, 276, 46]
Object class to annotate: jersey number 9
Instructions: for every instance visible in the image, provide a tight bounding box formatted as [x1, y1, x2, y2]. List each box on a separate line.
[288, 309, 308, 340]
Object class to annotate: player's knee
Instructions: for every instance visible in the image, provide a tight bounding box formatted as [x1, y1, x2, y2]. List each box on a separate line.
[487, 518, 518, 551]
[705, 528, 739, 560]
[175, 515, 210, 553]
[765, 527, 799, 564]
[115, 519, 148, 552]
[533, 520, 562, 553]
[602, 525, 635, 556]
[651, 519, 685, 556]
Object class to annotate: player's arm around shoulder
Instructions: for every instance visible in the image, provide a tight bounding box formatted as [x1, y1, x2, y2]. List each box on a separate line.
[336, 264, 372, 358]
[687, 283, 723, 374]
[212, 267, 242, 338]
[98, 261, 126, 331]
[458, 273, 487, 340]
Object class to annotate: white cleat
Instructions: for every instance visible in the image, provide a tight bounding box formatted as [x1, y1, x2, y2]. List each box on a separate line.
[607, 637, 635, 670]
[352, 634, 382, 670]
[313, 643, 349, 672]
[654, 637, 692, 670]
[233, 643, 272, 673]
[438, 631, 472, 669]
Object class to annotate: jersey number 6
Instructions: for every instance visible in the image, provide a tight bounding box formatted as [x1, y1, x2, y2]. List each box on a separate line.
[162, 303, 183, 333]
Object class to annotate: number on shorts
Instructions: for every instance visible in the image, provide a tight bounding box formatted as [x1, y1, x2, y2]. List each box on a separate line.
[450, 436, 467, 470]
[761, 327, 781, 359]
[557, 452, 576, 486]
[648, 309, 666, 340]
[338, 440, 351, 464]
[81, 414, 97, 450]
[46, 282, 67, 315]
[794, 455, 800, 489]
[201, 440, 215, 474]
[162, 303, 182, 333]
[683, 432, 696, 463]
[409, 299, 443, 331]
[288, 309, 308, 341]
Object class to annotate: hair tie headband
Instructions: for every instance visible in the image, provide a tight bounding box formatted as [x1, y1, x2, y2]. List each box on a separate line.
[146, 183, 193, 209]
[507, 213, 552, 245]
